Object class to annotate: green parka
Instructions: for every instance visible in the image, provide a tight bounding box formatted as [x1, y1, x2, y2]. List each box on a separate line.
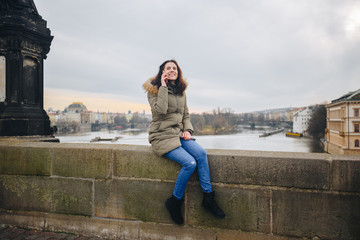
[143, 78, 194, 156]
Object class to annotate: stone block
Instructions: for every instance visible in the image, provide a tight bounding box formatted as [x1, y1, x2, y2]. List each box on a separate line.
[186, 184, 271, 232]
[0, 145, 51, 175]
[207, 150, 330, 190]
[44, 212, 139, 240]
[139, 222, 216, 240]
[272, 189, 360, 240]
[52, 144, 112, 178]
[0, 175, 93, 216]
[114, 145, 180, 180]
[331, 156, 360, 192]
[95, 178, 174, 223]
[0, 210, 45, 230]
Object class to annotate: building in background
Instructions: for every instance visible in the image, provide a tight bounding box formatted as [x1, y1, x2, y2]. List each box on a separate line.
[65, 102, 90, 124]
[47, 103, 151, 134]
[66, 102, 88, 113]
[325, 89, 360, 155]
[293, 108, 313, 134]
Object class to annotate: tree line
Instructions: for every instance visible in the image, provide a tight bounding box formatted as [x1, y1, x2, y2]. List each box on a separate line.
[190, 107, 261, 135]
[113, 113, 150, 130]
[190, 106, 327, 139]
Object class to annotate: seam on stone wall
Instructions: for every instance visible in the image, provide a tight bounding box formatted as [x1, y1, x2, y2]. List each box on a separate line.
[44, 215, 47, 231]
[113, 176, 176, 183]
[137, 220, 140, 240]
[110, 149, 114, 179]
[49, 175, 95, 181]
[50, 147, 53, 176]
[92, 215, 140, 223]
[189, 181, 360, 196]
[92, 179, 95, 217]
[270, 190, 273, 235]
[328, 154, 334, 191]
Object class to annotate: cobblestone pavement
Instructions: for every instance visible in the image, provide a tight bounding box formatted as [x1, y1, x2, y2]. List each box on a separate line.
[0, 225, 105, 240]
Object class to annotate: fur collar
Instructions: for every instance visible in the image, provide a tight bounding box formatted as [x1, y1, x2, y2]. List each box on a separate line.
[143, 77, 159, 94]
[143, 77, 188, 95]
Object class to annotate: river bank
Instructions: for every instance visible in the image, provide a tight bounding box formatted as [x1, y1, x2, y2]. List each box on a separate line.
[56, 128, 324, 153]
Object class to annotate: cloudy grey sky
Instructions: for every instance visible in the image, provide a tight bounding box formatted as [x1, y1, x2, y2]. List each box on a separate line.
[36, 0, 360, 113]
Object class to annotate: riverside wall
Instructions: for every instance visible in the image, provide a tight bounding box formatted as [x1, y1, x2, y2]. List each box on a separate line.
[0, 140, 359, 240]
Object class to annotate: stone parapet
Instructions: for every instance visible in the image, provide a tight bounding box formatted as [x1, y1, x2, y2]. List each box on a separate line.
[0, 141, 359, 239]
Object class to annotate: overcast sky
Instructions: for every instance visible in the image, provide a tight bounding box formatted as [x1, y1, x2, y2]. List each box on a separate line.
[36, 0, 360, 113]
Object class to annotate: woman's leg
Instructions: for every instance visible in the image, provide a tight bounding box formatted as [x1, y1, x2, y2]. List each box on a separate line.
[165, 146, 197, 200]
[180, 139, 212, 193]
[180, 139, 225, 218]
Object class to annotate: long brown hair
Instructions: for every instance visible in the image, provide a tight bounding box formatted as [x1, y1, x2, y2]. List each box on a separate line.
[151, 59, 187, 96]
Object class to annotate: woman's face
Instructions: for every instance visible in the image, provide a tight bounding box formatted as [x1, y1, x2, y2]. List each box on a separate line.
[163, 62, 178, 81]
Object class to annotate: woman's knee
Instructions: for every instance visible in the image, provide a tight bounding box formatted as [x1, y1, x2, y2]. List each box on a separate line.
[190, 143, 207, 160]
[183, 159, 197, 171]
[196, 148, 207, 161]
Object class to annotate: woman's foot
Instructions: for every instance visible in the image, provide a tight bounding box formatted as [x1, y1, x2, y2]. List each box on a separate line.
[165, 195, 184, 224]
[202, 191, 225, 218]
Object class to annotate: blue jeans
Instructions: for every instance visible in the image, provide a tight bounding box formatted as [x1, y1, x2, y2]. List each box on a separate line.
[165, 138, 212, 200]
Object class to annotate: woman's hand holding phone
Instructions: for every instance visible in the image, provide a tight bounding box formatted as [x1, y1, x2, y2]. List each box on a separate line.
[161, 73, 168, 86]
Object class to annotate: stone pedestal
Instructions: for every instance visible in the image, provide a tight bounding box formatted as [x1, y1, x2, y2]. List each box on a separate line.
[0, 0, 53, 136]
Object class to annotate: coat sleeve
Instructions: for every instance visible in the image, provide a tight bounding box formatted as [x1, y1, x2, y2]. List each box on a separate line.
[147, 86, 168, 115]
[182, 95, 194, 134]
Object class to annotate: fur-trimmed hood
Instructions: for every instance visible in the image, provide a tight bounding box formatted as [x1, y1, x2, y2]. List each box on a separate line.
[143, 77, 159, 94]
[143, 77, 188, 95]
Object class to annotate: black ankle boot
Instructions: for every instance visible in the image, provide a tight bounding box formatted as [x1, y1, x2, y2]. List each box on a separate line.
[202, 191, 225, 218]
[165, 195, 184, 224]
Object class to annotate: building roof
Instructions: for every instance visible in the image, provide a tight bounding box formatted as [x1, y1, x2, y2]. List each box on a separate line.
[331, 89, 360, 103]
[293, 108, 312, 117]
[66, 102, 88, 113]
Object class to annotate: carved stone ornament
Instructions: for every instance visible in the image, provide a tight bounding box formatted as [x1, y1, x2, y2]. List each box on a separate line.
[0, 0, 39, 15]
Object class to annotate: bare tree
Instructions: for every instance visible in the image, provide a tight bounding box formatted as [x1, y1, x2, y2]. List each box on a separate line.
[308, 105, 326, 139]
[190, 114, 206, 131]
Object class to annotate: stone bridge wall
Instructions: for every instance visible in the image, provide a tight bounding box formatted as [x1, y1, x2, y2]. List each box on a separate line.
[0, 140, 359, 239]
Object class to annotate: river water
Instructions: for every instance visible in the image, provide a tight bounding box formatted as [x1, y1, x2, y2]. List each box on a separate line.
[56, 128, 324, 153]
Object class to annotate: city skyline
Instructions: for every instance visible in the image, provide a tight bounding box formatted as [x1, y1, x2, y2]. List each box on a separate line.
[46, 93, 313, 115]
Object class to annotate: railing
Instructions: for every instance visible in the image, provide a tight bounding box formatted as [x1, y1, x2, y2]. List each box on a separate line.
[0, 140, 359, 239]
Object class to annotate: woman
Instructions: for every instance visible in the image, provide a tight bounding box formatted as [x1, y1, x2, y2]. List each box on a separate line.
[143, 59, 225, 225]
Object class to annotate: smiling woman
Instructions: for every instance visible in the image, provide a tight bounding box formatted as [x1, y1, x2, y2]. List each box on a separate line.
[143, 59, 225, 225]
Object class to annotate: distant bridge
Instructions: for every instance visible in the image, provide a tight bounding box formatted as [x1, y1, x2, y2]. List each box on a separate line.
[246, 120, 293, 129]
